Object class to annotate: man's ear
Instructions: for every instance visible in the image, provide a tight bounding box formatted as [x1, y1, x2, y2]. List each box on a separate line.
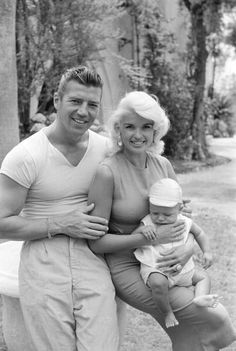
[53, 92, 59, 111]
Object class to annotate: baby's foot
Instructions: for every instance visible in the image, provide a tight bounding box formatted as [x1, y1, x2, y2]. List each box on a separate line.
[193, 294, 220, 308]
[165, 311, 179, 328]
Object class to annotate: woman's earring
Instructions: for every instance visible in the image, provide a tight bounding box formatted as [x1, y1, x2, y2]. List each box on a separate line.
[117, 134, 123, 147]
[153, 131, 156, 144]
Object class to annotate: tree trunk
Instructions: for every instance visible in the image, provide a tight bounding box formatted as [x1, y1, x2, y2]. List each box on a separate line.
[0, 0, 19, 164]
[190, 2, 208, 160]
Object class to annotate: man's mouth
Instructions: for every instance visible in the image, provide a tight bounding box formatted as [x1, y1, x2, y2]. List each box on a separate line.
[71, 117, 88, 125]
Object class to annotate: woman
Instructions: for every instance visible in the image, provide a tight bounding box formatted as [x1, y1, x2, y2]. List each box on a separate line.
[88, 91, 236, 350]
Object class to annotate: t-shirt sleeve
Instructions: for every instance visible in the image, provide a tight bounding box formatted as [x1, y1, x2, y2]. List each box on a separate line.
[0, 144, 37, 188]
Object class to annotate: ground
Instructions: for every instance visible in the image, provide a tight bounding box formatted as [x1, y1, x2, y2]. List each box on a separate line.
[0, 137, 236, 351]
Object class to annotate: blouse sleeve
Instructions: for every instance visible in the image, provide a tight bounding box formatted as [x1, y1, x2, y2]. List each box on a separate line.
[160, 156, 177, 180]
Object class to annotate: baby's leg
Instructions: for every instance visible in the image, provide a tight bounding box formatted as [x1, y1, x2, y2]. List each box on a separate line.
[148, 272, 179, 328]
[192, 269, 220, 308]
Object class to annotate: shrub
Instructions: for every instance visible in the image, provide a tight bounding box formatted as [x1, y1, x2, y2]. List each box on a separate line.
[204, 93, 235, 137]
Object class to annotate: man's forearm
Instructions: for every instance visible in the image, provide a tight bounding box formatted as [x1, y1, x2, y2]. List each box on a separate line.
[0, 216, 50, 241]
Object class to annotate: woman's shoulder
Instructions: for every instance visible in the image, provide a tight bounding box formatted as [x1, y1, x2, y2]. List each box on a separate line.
[101, 152, 122, 167]
[148, 152, 171, 167]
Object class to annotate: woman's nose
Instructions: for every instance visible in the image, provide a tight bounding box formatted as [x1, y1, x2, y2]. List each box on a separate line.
[134, 128, 142, 138]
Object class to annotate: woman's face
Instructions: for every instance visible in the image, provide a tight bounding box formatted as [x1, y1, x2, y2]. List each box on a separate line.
[118, 112, 155, 154]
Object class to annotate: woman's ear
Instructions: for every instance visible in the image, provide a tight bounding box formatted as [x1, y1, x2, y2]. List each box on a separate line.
[153, 130, 157, 143]
[114, 122, 120, 135]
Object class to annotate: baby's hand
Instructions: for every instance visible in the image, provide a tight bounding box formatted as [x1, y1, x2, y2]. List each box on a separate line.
[140, 225, 158, 241]
[202, 252, 213, 269]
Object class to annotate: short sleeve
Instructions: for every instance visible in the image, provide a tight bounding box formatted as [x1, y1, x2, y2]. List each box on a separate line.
[0, 144, 37, 188]
[164, 157, 177, 180]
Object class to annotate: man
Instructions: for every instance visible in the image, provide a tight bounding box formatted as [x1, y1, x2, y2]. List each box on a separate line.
[0, 66, 119, 351]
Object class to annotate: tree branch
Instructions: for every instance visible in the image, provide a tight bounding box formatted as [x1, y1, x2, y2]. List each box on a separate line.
[182, 0, 191, 11]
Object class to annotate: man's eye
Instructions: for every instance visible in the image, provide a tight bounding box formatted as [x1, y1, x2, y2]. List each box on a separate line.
[89, 103, 99, 109]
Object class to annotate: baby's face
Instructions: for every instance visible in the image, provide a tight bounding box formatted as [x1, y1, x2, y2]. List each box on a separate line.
[149, 203, 179, 225]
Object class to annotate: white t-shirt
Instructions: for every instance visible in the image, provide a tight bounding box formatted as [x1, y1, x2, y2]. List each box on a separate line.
[0, 128, 109, 297]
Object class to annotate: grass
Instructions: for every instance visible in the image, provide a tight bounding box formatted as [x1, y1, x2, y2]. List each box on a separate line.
[120, 208, 236, 350]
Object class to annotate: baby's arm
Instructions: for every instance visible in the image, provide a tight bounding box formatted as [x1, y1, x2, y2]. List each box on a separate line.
[132, 223, 158, 241]
[190, 222, 213, 268]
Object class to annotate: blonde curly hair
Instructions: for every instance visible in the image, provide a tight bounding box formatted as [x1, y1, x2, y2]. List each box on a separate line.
[107, 91, 170, 156]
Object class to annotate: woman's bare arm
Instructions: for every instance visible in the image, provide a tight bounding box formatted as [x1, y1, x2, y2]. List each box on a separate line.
[88, 165, 147, 253]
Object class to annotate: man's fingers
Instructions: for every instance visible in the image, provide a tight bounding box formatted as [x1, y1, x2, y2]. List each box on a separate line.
[86, 221, 108, 232]
[83, 229, 106, 239]
[88, 215, 108, 225]
[83, 203, 95, 213]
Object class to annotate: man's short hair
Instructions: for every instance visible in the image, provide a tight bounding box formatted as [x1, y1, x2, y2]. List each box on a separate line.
[57, 66, 103, 99]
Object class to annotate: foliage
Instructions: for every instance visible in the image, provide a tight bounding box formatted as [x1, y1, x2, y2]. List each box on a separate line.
[16, 0, 122, 131]
[153, 67, 195, 159]
[118, 1, 195, 157]
[204, 94, 235, 137]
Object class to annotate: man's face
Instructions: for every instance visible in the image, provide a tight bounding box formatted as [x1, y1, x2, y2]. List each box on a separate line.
[54, 80, 102, 138]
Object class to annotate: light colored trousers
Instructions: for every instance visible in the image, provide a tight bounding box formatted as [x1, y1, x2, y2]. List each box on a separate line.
[18, 236, 119, 351]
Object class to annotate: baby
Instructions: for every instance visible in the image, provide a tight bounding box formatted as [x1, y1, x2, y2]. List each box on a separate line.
[134, 178, 220, 328]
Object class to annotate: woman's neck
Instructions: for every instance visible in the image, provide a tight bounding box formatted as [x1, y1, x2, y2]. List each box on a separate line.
[123, 150, 147, 169]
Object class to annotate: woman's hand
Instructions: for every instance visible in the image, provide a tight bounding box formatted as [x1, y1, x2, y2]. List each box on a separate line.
[181, 199, 192, 218]
[152, 219, 186, 245]
[155, 234, 194, 274]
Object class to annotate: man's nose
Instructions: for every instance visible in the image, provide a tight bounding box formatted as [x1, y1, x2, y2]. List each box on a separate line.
[77, 102, 88, 116]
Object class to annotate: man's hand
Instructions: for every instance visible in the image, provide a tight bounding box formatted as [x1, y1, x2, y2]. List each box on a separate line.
[51, 203, 109, 240]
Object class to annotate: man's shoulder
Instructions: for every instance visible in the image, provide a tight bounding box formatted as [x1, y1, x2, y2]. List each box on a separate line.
[89, 129, 108, 144]
[20, 129, 46, 147]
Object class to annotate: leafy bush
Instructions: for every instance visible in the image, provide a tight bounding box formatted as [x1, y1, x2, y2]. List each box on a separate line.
[204, 93, 235, 137]
[147, 63, 195, 159]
